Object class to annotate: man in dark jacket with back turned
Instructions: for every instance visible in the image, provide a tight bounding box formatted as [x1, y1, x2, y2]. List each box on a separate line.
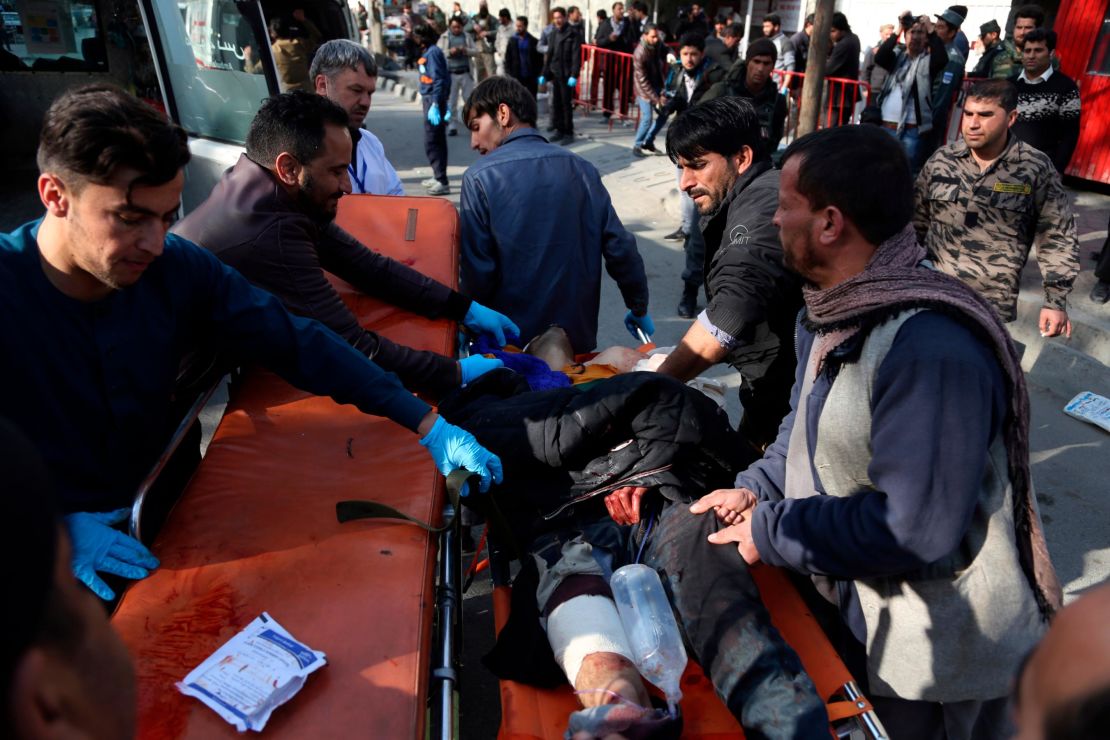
[461, 77, 651, 352]
[175, 92, 518, 400]
[657, 97, 802, 450]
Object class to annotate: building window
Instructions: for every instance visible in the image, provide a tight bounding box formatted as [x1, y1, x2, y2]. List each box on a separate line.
[1089, 6, 1110, 75]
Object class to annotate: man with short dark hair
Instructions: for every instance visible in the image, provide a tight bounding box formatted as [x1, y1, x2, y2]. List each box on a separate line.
[694, 123, 1060, 739]
[2, 85, 503, 599]
[1012, 28, 1081, 174]
[657, 97, 800, 450]
[416, 23, 452, 194]
[1009, 4, 1047, 70]
[311, 39, 404, 195]
[791, 13, 814, 72]
[540, 7, 583, 142]
[654, 32, 726, 249]
[631, 23, 667, 156]
[761, 13, 794, 72]
[504, 15, 542, 97]
[826, 13, 861, 125]
[703, 38, 788, 152]
[175, 91, 518, 400]
[915, 79, 1079, 336]
[2, 419, 137, 739]
[703, 20, 742, 70]
[439, 16, 477, 137]
[461, 76, 652, 352]
[970, 19, 1016, 79]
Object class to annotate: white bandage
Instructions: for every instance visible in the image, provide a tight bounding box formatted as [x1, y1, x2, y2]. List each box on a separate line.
[545, 594, 634, 687]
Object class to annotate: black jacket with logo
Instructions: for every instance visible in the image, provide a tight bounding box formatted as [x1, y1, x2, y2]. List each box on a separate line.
[699, 160, 802, 386]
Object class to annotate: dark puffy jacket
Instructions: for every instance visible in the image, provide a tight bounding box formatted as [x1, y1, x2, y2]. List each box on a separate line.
[459, 128, 648, 352]
[439, 369, 747, 536]
[702, 60, 789, 151]
[174, 155, 470, 398]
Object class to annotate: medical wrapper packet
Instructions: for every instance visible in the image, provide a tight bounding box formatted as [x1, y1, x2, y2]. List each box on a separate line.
[176, 612, 326, 732]
[1063, 391, 1110, 433]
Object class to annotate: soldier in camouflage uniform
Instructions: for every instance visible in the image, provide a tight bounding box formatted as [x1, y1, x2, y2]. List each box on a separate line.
[915, 79, 1078, 336]
[970, 20, 1015, 79]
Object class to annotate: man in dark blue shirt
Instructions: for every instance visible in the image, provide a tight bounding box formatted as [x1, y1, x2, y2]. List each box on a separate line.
[1, 85, 502, 600]
[460, 76, 652, 353]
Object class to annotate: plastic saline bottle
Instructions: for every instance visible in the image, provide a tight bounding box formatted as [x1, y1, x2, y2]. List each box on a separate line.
[609, 564, 688, 718]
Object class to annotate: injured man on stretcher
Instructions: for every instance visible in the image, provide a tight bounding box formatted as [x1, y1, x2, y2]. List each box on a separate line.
[438, 339, 829, 738]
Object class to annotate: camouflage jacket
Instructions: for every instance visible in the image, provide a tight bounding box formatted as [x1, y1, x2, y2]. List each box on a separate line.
[970, 39, 1016, 80]
[914, 136, 1079, 321]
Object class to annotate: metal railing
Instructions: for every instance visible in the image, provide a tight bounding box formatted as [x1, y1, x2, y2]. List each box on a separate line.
[575, 44, 639, 125]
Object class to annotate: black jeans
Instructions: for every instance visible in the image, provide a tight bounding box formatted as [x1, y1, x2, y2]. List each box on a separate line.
[422, 97, 448, 183]
[641, 503, 829, 738]
[551, 75, 575, 135]
[681, 227, 706, 286]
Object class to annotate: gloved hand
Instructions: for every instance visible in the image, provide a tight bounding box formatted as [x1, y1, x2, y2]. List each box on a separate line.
[419, 416, 504, 495]
[624, 310, 655, 341]
[459, 355, 504, 384]
[444, 106, 452, 122]
[427, 104, 443, 126]
[463, 302, 520, 346]
[537, 75, 546, 86]
[64, 508, 160, 600]
[567, 76, 578, 88]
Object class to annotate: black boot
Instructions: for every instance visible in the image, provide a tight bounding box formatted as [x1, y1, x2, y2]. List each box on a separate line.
[676, 283, 698, 318]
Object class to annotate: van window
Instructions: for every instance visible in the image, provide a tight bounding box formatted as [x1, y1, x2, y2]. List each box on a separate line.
[1, 1, 107, 71]
[144, 0, 272, 144]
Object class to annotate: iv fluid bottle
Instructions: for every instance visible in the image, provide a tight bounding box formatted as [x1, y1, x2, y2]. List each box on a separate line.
[609, 564, 687, 717]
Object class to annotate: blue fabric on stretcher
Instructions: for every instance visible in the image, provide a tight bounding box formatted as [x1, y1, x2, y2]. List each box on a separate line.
[470, 333, 572, 391]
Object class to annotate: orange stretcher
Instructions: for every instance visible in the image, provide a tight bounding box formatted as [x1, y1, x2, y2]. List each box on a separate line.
[493, 564, 885, 739]
[111, 195, 463, 738]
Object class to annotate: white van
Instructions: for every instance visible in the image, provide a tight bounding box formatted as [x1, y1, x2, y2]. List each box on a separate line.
[0, 0, 357, 215]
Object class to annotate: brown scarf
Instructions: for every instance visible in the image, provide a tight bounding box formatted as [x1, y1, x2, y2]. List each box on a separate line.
[802, 224, 1063, 618]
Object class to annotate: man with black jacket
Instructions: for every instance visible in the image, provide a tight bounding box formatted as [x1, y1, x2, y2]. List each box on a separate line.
[505, 15, 542, 97]
[702, 38, 788, 152]
[175, 92, 518, 400]
[541, 7, 583, 142]
[658, 97, 802, 450]
[826, 12, 861, 125]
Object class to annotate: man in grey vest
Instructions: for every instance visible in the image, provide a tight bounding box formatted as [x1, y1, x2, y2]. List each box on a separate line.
[691, 125, 1061, 739]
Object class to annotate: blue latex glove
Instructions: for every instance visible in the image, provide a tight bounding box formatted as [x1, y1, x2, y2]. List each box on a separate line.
[427, 104, 442, 126]
[624, 310, 655, 341]
[64, 508, 160, 600]
[463, 302, 521, 346]
[419, 416, 504, 495]
[567, 76, 578, 88]
[459, 355, 504, 384]
[445, 107, 452, 122]
[537, 75, 546, 86]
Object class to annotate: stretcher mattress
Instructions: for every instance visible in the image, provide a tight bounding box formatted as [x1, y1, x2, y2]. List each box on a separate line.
[111, 195, 460, 738]
[494, 564, 872, 739]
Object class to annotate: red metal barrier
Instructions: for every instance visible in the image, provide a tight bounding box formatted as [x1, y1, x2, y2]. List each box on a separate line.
[771, 69, 872, 147]
[575, 44, 640, 126]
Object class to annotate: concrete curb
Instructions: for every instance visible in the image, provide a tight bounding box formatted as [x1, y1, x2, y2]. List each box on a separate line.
[378, 76, 418, 102]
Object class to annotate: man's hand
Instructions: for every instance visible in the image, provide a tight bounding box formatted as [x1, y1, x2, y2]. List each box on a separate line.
[707, 515, 761, 564]
[419, 415, 504, 495]
[1039, 307, 1072, 338]
[689, 488, 757, 524]
[463, 302, 520, 346]
[604, 486, 648, 525]
[65, 508, 160, 600]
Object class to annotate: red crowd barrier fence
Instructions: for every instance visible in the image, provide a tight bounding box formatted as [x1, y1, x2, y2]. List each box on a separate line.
[771, 69, 872, 148]
[575, 44, 640, 125]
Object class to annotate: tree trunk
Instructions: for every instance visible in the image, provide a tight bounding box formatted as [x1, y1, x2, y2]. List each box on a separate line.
[797, 0, 835, 137]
